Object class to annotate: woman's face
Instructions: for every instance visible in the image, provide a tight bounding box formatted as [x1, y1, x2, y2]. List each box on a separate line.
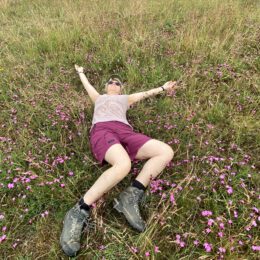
[105, 80, 122, 95]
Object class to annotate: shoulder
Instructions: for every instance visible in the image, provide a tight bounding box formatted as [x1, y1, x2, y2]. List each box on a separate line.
[93, 94, 104, 104]
[120, 94, 131, 109]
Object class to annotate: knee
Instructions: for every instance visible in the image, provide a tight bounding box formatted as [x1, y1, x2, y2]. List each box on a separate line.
[162, 145, 174, 162]
[114, 158, 132, 177]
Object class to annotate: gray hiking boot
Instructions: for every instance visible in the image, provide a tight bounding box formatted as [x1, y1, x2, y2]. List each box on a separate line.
[60, 203, 92, 257]
[113, 186, 147, 232]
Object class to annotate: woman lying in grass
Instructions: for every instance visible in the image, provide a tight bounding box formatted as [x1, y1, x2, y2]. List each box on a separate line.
[60, 64, 177, 257]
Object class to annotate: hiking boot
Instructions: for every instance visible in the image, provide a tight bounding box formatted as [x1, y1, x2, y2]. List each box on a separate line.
[113, 186, 147, 232]
[60, 202, 92, 257]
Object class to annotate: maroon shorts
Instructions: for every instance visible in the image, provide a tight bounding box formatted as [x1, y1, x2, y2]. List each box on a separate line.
[89, 121, 153, 166]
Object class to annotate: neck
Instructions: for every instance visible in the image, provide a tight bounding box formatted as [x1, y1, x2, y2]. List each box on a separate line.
[107, 92, 120, 95]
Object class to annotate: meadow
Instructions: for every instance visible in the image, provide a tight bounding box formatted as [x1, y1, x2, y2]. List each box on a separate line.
[0, 0, 259, 259]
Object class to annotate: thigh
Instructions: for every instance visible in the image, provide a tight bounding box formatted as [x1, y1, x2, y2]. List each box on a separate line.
[104, 143, 131, 166]
[90, 128, 121, 166]
[120, 131, 153, 161]
[135, 139, 173, 160]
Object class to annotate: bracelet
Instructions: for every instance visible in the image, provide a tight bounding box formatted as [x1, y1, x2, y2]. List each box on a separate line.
[161, 86, 165, 91]
[78, 71, 84, 74]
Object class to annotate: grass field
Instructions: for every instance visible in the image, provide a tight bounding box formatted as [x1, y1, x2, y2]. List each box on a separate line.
[0, 0, 259, 259]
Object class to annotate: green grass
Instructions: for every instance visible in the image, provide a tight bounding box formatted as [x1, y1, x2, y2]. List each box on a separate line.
[0, 0, 259, 258]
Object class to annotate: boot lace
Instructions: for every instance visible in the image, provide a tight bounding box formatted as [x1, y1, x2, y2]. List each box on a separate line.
[128, 190, 145, 219]
[70, 210, 95, 240]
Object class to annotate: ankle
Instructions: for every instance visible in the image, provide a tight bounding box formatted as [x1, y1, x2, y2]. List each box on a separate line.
[78, 198, 92, 211]
[132, 179, 147, 191]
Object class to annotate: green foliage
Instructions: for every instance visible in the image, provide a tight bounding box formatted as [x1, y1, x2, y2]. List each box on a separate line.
[0, 0, 259, 259]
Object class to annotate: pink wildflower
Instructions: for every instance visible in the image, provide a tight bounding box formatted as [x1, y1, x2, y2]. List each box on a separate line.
[0, 234, 6, 243]
[145, 251, 150, 257]
[219, 223, 225, 229]
[252, 245, 260, 251]
[252, 207, 259, 213]
[8, 183, 14, 189]
[180, 241, 185, 247]
[131, 246, 138, 253]
[170, 193, 176, 205]
[203, 242, 212, 252]
[226, 185, 233, 194]
[194, 240, 199, 246]
[154, 246, 160, 253]
[99, 245, 106, 250]
[206, 228, 211, 234]
[218, 232, 224, 237]
[201, 210, 213, 217]
[219, 247, 226, 253]
[207, 219, 214, 226]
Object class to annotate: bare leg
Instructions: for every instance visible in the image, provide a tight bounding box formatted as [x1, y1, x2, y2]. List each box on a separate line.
[83, 144, 132, 205]
[134, 139, 174, 187]
[135, 155, 173, 187]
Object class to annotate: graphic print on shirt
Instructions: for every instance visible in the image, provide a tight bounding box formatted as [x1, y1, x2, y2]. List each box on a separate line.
[95, 99, 125, 119]
[90, 94, 133, 132]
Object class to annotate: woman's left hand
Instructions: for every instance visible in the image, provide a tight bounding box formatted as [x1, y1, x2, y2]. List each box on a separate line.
[163, 81, 177, 91]
[75, 64, 84, 74]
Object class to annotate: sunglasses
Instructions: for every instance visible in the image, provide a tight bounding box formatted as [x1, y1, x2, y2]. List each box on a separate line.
[107, 80, 121, 86]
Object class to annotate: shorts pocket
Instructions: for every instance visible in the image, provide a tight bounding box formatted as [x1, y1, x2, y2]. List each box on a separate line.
[91, 134, 103, 149]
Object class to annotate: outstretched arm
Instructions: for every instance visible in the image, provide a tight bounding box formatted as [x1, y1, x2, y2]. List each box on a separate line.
[75, 64, 100, 104]
[128, 81, 177, 106]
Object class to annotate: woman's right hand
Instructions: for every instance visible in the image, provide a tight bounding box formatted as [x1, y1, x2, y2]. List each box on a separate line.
[163, 81, 177, 91]
[75, 64, 84, 74]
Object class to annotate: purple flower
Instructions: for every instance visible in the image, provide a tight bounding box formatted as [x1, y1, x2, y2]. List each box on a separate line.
[207, 219, 214, 226]
[68, 171, 74, 176]
[219, 223, 225, 229]
[205, 228, 211, 234]
[203, 242, 212, 252]
[201, 210, 213, 217]
[180, 241, 186, 247]
[226, 185, 233, 194]
[170, 193, 176, 205]
[130, 246, 138, 253]
[194, 240, 199, 246]
[219, 247, 226, 253]
[252, 245, 260, 251]
[218, 231, 224, 237]
[99, 245, 106, 250]
[0, 234, 6, 243]
[7, 183, 14, 189]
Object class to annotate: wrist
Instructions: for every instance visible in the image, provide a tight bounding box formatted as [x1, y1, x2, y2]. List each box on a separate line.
[160, 86, 165, 91]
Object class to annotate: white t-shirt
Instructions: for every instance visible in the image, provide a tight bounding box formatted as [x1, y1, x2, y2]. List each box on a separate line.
[90, 94, 133, 132]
